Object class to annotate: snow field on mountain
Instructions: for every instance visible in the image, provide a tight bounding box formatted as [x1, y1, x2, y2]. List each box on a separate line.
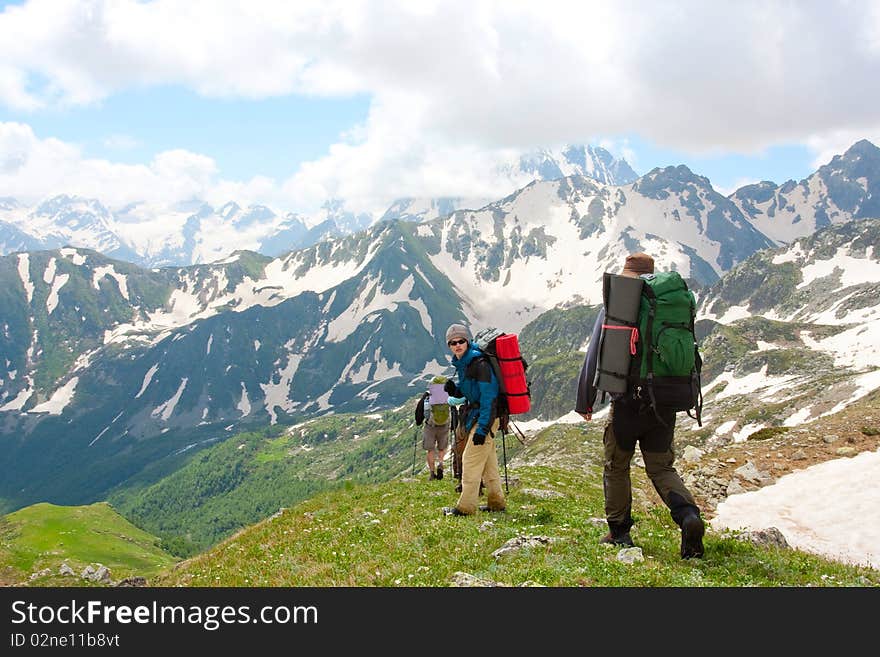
[713, 448, 880, 569]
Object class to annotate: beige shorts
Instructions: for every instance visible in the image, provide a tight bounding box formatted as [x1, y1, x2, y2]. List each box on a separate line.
[422, 423, 449, 451]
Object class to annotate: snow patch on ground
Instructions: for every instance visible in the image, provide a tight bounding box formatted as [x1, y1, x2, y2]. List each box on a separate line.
[152, 378, 187, 421]
[237, 382, 252, 417]
[28, 377, 79, 415]
[712, 449, 880, 570]
[135, 364, 159, 398]
[92, 265, 130, 300]
[260, 350, 302, 424]
[59, 247, 86, 265]
[705, 366, 799, 401]
[797, 245, 880, 290]
[17, 254, 33, 304]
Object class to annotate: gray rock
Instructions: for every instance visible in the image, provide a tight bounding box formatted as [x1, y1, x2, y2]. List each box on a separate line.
[791, 449, 808, 460]
[81, 565, 95, 579]
[450, 571, 505, 587]
[682, 445, 704, 463]
[58, 563, 75, 576]
[735, 527, 790, 549]
[616, 547, 644, 564]
[734, 461, 766, 484]
[835, 446, 857, 457]
[94, 566, 111, 584]
[823, 434, 840, 444]
[726, 479, 747, 495]
[116, 576, 147, 587]
[492, 535, 558, 560]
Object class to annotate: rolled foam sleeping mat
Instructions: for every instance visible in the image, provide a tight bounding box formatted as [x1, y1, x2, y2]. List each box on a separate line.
[596, 273, 645, 394]
[603, 272, 644, 322]
[496, 333, 530, 414]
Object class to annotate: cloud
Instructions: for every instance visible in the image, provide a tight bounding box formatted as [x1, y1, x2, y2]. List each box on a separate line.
[0, 121, 232, 207]
[806, 127, 880, 171]
[102, 134, 141, 150]
[1, 1, 879, 211]
[2, 1, 878, 147]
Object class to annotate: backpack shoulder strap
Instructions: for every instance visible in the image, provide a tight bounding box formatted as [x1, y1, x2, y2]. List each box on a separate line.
[466, 356, 493, 382]
[415, 392, 427, 426]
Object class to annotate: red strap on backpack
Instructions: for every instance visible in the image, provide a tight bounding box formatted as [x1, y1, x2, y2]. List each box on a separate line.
[602, 325, 639, 355]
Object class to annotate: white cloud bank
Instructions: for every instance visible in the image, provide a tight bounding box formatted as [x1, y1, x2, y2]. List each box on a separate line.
[1, 0, 880, 211]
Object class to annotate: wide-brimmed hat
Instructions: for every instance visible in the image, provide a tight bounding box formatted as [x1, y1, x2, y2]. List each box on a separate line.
[621, 252, 654, 278]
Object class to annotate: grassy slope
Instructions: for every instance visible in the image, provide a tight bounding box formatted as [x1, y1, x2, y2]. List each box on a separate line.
[153, 424, 879, 587]
[108, 406, 420, 557]
[0, 502, 177, 586]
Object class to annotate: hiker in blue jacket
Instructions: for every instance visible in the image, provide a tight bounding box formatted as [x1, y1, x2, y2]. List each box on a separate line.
[575, 253, 705, 559]
[441, 323, 506, 516]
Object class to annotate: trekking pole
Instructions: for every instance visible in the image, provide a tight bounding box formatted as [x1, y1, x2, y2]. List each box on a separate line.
[509, 420, 527, 445]
[411, 427, 418, 476]
[501, 427, 509, 494]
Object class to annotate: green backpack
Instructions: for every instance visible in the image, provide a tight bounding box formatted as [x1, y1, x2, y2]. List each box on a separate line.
[630, 271, 703, 425]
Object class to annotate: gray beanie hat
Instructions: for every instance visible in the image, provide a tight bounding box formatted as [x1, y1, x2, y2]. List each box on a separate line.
[445, 323, 470, 343]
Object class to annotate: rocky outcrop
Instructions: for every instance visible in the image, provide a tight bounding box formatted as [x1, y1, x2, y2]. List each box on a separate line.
[492, 535, 560, 560]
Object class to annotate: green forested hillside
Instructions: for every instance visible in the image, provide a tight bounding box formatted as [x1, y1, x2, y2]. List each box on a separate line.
[518, 303, 600, 419]
[108, 404, 428, 556]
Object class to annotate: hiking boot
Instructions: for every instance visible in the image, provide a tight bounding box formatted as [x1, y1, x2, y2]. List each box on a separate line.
[428, 470, 437, 480]
[454, 482, 462, 493]
[436, 464, 444, 480]
[442, 506, 466, 517]
[599, 532, 634, 547]
[680, 513, 705, 559]
[478, 504, 505, 513]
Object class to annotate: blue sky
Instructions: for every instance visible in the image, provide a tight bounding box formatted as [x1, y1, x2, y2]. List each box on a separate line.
[1, 1, 878, 213]
[0, 86, 371, 181]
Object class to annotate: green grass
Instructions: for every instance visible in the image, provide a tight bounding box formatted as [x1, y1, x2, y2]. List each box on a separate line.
[0, 502, 178, 586]
[747, 426, 790, 441]
[108, 409, 420, 557]
[152, 426, 879, 587]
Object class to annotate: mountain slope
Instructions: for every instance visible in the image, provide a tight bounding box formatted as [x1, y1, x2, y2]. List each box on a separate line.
[380, 144, 639, 223]
[687, 217, 880, 445]
[149, 422, 878, 587]
[107, 404, 420, 557]
[730, 140, 880, 245]
[0, 501, 177, 586]
[425, 169, 772, 333]
[1, 155, 876, 514]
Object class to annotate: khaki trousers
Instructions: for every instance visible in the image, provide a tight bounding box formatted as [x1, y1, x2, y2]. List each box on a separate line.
[455, 419, 505, 514]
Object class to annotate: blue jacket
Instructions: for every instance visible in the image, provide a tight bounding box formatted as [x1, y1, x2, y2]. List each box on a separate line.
[451, 342, 499, 436]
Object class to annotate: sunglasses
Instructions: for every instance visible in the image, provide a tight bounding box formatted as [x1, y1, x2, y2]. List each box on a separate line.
[447, 339, 468, 347]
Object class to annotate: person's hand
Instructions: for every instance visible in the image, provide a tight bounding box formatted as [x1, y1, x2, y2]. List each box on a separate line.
[447, 396, 466, 406]
[472, 432, 486, 445]
[444, 380, 457, 395]
[578, 412, 592, 422]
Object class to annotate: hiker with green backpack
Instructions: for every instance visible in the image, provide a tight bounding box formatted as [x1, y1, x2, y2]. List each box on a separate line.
[575, 252, 706, 559]
[415, 376, 454, 480]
